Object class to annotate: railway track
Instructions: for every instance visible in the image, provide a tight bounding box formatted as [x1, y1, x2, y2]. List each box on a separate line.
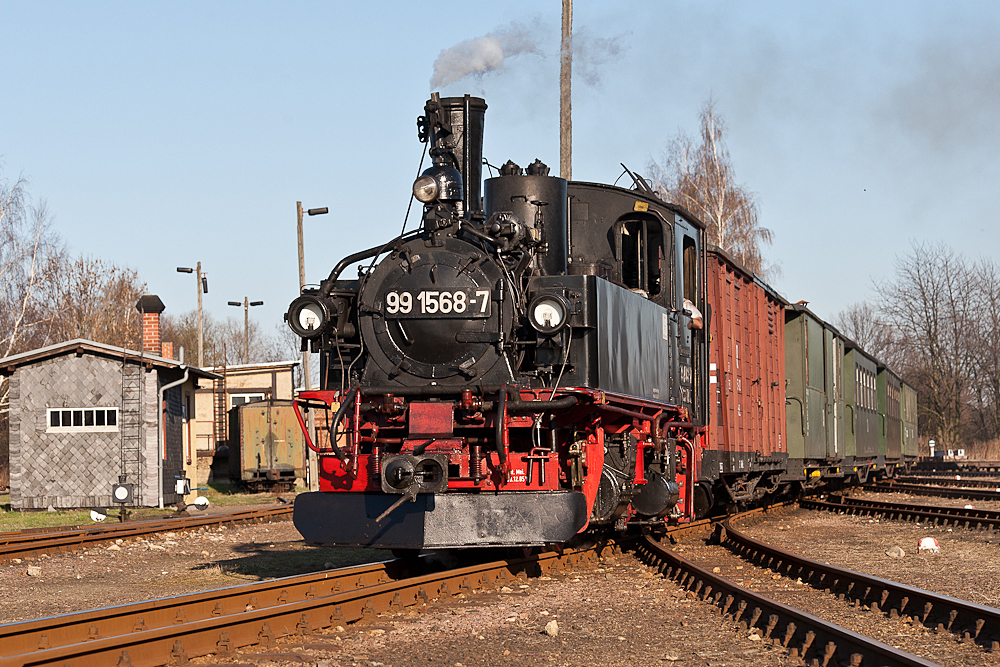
[871, 481, 1000, 502]
[803, 494, 1000, 530]
[0, 541, 609, 667]
[894, 476, 1000, 490]
[699, 509, 1000, 657]
[635, 507, 944, 667]
[0, 505, 292, 564]
[4, 499, 993, 667]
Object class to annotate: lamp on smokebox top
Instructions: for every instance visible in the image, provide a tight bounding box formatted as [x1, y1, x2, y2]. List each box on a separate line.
[228, 298, 264, 365]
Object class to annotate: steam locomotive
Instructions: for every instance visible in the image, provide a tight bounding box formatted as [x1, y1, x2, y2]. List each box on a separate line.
[286, 94, 917, 551]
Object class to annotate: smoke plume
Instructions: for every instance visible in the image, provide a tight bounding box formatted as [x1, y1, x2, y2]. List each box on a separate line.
[430, 23, 542, 89]
[572, 28, 630, 87]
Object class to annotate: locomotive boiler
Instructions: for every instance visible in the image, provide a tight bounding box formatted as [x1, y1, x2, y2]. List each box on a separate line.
[286, 94, 707, 550]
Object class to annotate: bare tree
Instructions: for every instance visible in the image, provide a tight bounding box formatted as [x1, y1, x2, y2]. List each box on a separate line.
[650, 98, 774, 276]
[49, 256, 147, 349]
[1, 183, 65, 421]
[162, 311, 288, 368]
[876, 242, 977, 448]
[967, 257, 1000, 442]
[834, 301, 907, 370]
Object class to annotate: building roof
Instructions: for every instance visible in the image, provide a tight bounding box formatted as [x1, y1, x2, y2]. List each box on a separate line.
[0, 338, 222, 380]
[202, 359, 300, 373]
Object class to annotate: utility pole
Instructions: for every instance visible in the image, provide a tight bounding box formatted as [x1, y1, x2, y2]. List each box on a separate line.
[297, 202, 310, 392]
[227, 298, 263, 364]
[297, 201, 328, 491]
[176, 263, 208, 367]
[560, 0, 573, 181]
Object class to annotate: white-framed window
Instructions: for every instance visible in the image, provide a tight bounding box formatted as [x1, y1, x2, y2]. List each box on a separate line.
[47, 407, 119, 433]
[230, 393, 266, 408]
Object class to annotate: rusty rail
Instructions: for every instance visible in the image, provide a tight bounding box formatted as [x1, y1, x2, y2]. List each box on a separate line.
[0, 542, 609, 667]
[0, 506, 292, 564]
[803, 495, 1000, 530]
[870, 482, 1000, 502]
[716, 508, 1000, 653]
[634, 533, 940, 667]
[893, 476, 1000, 490]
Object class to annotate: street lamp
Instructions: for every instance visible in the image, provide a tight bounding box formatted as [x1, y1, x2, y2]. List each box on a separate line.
[297, 202, 328, 493]
[176, 263, 208, 367]
[228, 298, 263, 365]
[297, 202, 328, 391]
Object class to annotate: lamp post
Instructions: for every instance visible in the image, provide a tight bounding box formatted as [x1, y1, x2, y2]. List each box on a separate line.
[297, 201, 328, 492]
[227, 298, 263, 365]
[176, 263, 208, 367]
[297, 202, 328, 390]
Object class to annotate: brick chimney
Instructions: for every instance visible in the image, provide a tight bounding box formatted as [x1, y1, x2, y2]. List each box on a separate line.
[161, 342, 174, 360]
[135, 295, 166, 355]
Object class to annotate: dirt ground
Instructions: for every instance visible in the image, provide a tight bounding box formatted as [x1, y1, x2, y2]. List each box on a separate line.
[0, 518, 388, 624]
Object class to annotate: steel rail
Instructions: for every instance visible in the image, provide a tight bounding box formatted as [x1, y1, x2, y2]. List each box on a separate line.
[0, 558, 402, 657]
[719, 509, 1000, 653]
[0, 543, 607, 667]
[634, 534, 940, 667]
[0, 506, 292, 564]
[911, 468, 1000, 477]
[871, 482, 1000, 502]
[894, 476, 1000, 490]
[802, 496, 1000, 530]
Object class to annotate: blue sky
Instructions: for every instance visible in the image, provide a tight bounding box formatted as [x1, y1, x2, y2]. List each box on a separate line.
[3, 1, 999, 342]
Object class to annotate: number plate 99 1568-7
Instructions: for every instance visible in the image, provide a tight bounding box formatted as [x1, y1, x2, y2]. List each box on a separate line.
[384, 289, 491, 318]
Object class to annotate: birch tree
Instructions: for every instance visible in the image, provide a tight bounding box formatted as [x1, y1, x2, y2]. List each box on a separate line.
[651, 99, 774, 276]
[1, 181, 64, 422]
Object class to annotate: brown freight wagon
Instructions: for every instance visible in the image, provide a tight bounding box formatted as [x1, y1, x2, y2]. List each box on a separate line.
[227, 399, 306, 491]
[701, 246, 787, 513]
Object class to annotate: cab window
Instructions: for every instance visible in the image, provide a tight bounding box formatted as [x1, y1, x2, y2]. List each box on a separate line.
[619, 217, 663, 296]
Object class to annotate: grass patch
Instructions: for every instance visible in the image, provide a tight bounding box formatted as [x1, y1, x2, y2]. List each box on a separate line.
[0, 482, 304, 533]
[0, 495, 176, 532]
[200, 481, 304, 506]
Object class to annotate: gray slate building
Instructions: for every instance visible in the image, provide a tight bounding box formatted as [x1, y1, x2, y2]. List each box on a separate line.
[0, 297, 218, 509]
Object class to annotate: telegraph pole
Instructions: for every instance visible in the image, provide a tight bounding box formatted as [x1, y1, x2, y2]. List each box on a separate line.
[297, 202, 311, 392]
[297, 201, 328, 491]
[560, 0, 573, 181]
[227, 298, 263, 364]
[176, 263, 207, 367]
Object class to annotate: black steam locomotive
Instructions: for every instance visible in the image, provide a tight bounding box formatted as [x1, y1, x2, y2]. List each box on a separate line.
[286, 93, 917, 551]
[287, 94, 705, 550]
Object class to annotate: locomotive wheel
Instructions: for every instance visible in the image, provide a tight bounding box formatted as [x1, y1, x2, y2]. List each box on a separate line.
[693, 483, 714, 519]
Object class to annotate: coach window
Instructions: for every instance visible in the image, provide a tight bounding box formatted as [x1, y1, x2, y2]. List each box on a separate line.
[619, 217, 663, 297]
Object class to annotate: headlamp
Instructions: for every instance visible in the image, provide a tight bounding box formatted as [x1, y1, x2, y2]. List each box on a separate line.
[286, 295, 333, 338]
[412, 175, 439, 203]
[528, 294, 570, 334]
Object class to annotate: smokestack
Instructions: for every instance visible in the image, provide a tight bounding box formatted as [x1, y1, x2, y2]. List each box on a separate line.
[423, 94, 488, 212]
[136, 295, 166, 355]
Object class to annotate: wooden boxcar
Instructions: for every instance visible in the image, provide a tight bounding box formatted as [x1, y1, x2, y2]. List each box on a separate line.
[702, 247, 787, 512]
[227, 399, 305, 491]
